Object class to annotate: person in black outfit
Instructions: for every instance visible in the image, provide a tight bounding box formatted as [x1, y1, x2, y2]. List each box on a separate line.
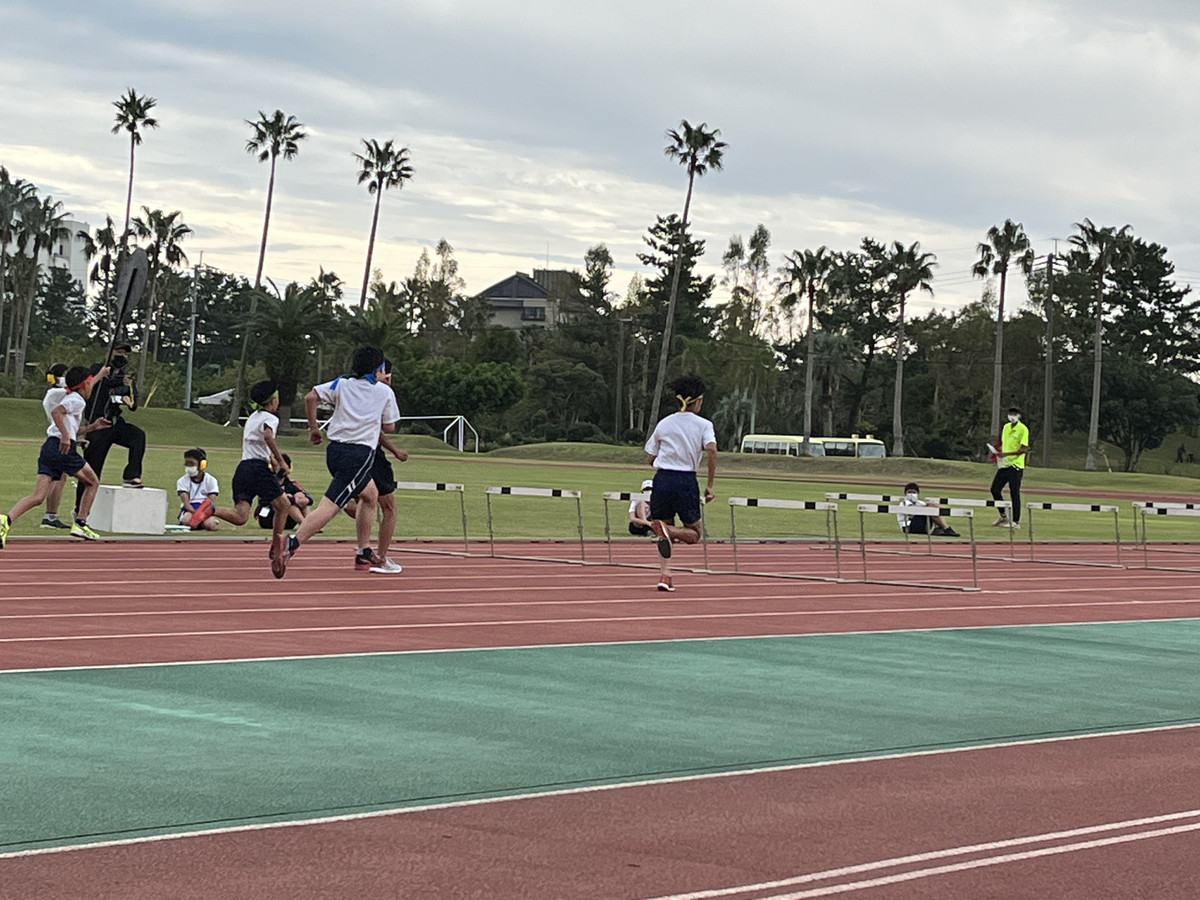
[75, 343, 147, 513]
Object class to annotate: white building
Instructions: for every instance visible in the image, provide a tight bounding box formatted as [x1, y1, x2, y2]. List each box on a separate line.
[38, 218, 92, 289]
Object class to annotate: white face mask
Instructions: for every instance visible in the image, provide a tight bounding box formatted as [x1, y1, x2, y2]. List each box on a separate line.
[905, 492, 919, 502]
[185, 466, 200, 477]
[1007, 414, 1019, 424]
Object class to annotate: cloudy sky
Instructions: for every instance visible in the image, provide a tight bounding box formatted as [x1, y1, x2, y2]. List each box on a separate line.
[4, 0, 1200, 318]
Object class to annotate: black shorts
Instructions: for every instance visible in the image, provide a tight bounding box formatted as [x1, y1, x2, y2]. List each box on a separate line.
[649, 469, 702, 526]
[902, 515, 929, 535]
[370, 448, 396, 496]
[324, 441, 376, 508]
[37, 437, 85, 480]
[232, 459, 283, 507]
[628, 522, 652, 537]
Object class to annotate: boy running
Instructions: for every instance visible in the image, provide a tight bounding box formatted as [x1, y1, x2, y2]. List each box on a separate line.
[210, 381, 294, 548]
[1, 366, 111, 548]
[273, 346, 400, 578]
[344, 360, 408, 574]
[644, 374, 717, 592]
[39, 363, 72, 529]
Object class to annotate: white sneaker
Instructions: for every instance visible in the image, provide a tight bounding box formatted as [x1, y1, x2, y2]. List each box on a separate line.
[369, 557, 403, 574]
[1000, 520, 1018, 529]
[992, 517, 1007, 527]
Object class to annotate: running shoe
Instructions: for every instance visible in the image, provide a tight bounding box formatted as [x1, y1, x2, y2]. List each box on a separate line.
[268, 535, 298, 559]
[369, 557, 404, 575]
[941, 526, 960, 537]
[271, 534, 287, 578]
[992, 517, 1008, 527]
[355, 548, 383, 570]
[0, 513, 9, 549]
[40, 515, 70, 529]
[123, 479, 144, 488]
[657, 575, 675, 592]
[190, 497, 215, 529]
[70, 522, 100, 541]
[650, 520, 672, 559]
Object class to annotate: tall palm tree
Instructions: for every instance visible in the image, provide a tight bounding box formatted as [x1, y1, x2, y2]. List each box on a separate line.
[110, 88, 158, 254]
[973, 219, 1034, 436]
[355, 138, 414, 308]
[131, 207, 191, 384]
[781, 246, 833, 453]
[229, 110, 308, 418]
[14, 196, 70, 395]
[1069, 218, 1134, 471]
[881, 240, 937, 457]
[648, 120, 726, 425]
[0, 169, 37, 365]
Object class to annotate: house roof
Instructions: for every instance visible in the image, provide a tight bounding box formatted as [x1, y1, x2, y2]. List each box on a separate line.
[477, 272, 548, 301]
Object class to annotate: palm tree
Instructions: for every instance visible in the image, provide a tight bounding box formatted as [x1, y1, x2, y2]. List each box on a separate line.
[110, 88, 158, 253]
[973, 220, 1034, 437]
[253, 281, 331, 425]
[881, 240, 937, 457]
[0, 169, 37, 366]
[230, 110, 308, 419]
[131, 207, 191, 384]
[14, 196, 70, 395]
[83, 217, 119, 339]
[355, 139, 414, 308]
[648, 120, 727, 425]
[781, 246, 833, 453]
[1069, 218, 1134, 471]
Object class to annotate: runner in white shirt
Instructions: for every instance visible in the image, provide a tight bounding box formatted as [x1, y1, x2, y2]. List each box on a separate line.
[39, 363, 72, 529]
[1, 366, 111, 548]
[274, 346, 400, 578]
[643, 374, 718, 593]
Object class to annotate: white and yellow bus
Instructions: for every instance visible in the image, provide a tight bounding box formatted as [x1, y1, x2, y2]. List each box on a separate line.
[738, 434, 886, 459]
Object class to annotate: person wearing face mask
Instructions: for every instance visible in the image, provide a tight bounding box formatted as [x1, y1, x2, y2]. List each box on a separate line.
[896, 482, 959, 537]
[176, 448, 220, 530]
[76, 343, 148, 516]
[990, 406, 1030, 528]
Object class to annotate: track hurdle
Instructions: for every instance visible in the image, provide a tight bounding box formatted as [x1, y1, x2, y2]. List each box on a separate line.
[1136, 506, 1200, 571]
[1131, 501, 1200, 544]
[393, 482, 469, 553]
[602, 490, 644, 564]
[727, 497, 841, 580]
[827, 493, 1013, 555]
[1024, 502, 1122, 567]
[485, 486, 585, 561]
[855, 504, 979, 590]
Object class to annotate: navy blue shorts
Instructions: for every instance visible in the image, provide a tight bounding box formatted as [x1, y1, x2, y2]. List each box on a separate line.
[324, 441, 376, 507]
[232, 458, 283, 506]
[649, 469, 702, 526]
[370, 447, 396, 496]
[37, 437, 85, 480]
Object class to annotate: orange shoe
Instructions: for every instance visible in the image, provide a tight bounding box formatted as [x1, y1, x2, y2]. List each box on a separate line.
[190, 497, 215, 529]
[657, 575, 674, 592]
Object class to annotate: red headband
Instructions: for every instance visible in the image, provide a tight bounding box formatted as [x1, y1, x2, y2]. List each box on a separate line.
[67, 374, 93, 393]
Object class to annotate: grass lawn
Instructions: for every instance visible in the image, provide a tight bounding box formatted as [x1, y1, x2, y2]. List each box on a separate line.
[1, 399, 1197, 544]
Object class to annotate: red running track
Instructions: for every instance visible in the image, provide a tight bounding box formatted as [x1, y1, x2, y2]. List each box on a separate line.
[3, 539, 1200, 898]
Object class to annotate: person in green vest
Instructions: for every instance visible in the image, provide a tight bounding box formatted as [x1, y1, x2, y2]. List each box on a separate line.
[990, 406, 1030, 528]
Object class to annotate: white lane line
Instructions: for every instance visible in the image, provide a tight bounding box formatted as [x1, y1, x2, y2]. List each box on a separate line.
[644, 809, 1200, 899]
[4, 602, 1200, 644]
[651, 819, 1200, 899]
[2, 722, 1197, 861]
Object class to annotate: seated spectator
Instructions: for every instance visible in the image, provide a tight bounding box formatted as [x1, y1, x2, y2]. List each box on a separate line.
[177, 448, 219, 531]
[897, 482, 959, 537]
[628, 478, 654, 536]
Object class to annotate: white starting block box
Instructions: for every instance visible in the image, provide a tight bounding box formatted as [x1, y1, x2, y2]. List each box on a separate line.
[88, 485, 169, 535]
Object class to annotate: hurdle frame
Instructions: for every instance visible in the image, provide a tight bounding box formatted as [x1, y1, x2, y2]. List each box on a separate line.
[826, 493, 1013, 557]
[1131, 501, 1200, 544]
[393, 481, 469, 553]
[855, 504, 980, 590]
[1024, 502, 1122, 568]
[485, 486, 585, 561]
[1137, 506, 1200, 571]
[727, 497, 842, 581]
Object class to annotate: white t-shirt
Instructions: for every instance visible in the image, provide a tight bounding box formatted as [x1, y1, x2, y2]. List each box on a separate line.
[242, 410, 280, 462]
[314, 376, 400, 447]
[46, 392, 87, 441]
[43, 385, 66, 424]
[896, 493, 922, 528]
[176, 472, 220, 507]
[628, 491, 650, 518]
[644, 412, 716, 472]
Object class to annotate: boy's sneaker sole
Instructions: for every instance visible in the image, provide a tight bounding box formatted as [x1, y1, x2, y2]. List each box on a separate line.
[0, 514, 9, 549]
[41, 518, 71, 529]
[70, 523, 100, 541]
[369, 559, 404, 574]
[190, 497, 215, 529]
[271, 535, 287, 578]
[651, 521, 672, 559]
[657, 579, 675, 592]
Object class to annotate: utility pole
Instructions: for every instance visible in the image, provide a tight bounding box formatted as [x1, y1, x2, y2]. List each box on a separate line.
[183, 262, 200, 409]
[1042, 245, 1056, 467]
